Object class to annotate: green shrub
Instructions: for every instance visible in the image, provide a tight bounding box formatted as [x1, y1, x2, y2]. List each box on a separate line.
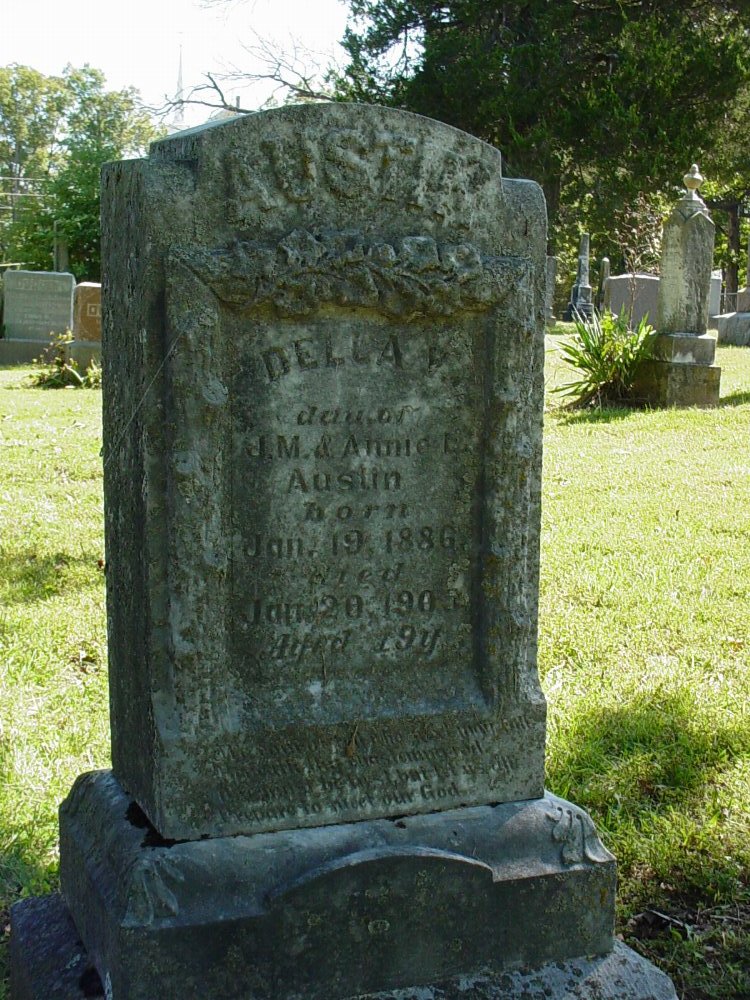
[555, 309, 655, 407]
[27, 332, 101, 389]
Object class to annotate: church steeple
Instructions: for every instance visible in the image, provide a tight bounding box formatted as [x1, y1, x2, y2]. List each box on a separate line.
[174, 44, 185, 127]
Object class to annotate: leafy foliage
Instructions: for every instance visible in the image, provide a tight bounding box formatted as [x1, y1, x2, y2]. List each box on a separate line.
[555, 310, 655, 407]
[27, 333, 102, 389]
[1, 64, 161, 279]
[334, 1, 750, 272]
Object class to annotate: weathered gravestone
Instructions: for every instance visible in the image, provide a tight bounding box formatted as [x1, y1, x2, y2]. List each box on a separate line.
[10, 104, 677, 1000]
[708, 269, 722, 321]
[545, 255, 556, 326]
[0, 269, 75, 364]
[562, 233, 594, 321]
[595, 256, 610, 312]
[634, 165, 720, 406]
[718, 234, 750, 345]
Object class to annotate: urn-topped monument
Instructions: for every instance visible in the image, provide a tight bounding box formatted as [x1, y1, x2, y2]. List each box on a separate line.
[11, 104, 676, 1000]
[635, 164, 721, 406]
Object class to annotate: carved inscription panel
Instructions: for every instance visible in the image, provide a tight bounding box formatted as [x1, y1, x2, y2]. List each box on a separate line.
[230, 313, 483, 726]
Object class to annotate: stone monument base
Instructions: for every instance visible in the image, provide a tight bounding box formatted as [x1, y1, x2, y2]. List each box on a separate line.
[11, 771, 677, 1000]
[0, 338, 100, 368]
[634, 333, 720, 406]
[11, 893, 677, 1000]
[717, 312, 750, 346]
[651, 331, 717, 365]
[0, 338, 53, 365]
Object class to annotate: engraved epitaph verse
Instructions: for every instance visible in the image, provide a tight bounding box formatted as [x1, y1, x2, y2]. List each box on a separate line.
[230, 313, 480, 723]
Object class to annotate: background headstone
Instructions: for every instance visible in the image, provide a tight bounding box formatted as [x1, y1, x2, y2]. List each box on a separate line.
[2, 269, 74, 341]
[562, 233, 594, 321]
[545, 255, 556, 325]
[73, 282, 102, 342]
[606, 273, 659, 328]
[635, 165, 720, 406]
[708, 269, 722, 320]
[656, 165, 713, 336]
[717, 236, 750, 344]
[596, 256, 610, 311]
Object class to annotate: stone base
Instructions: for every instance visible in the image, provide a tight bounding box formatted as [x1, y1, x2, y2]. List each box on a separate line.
[0, 337, 100, 368]
[562, 302, 594, 322]
[717, 312, 750, 346]
[10, 893, 103, 1000]
[10, 892, 677, 1000]
[10, 770, 678, 999]
[0, 338, 53, 365]
[633, 358, 721, 407]
[651, 332, 716, 365]
[69, 341, 101, 368]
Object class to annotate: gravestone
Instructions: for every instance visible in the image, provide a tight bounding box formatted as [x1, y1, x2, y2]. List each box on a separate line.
[562, 233, 594, 321]
[717, 236, 750, 345]
[72, 282, 102, 342]
[606, 273, 659, 328]
[545, 254, 556, 325]
[2, 269, 74, 339]
[0, 269, 74, 363]
[708, 269, 722, 320]
[596, 256, 610, 311]
[69, 281, 102, 369]
[635, 165, 720, 406]
[11, 104, 677, 1000]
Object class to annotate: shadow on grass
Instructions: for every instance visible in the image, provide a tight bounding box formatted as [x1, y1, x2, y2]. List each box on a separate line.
[547, 690, 750, 998]
[547, 688, 749, 898]
[718, 390, 750, 407]
[550, 404, 642, 426]
[0, 738, 62, 1000]
[0, 548, 101, 607]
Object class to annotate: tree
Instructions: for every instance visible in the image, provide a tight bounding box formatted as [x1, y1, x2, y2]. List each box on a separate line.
[0, 64, 69, 180]
[334, 1, 750, 264]
[1, 65, 160, 279]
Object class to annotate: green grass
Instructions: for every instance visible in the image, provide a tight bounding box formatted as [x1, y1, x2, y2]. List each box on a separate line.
[1, 349, 749, 999]
[0, 366, 109, 995]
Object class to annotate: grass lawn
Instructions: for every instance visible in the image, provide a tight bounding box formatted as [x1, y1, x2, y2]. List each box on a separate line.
[1, 346, 749, 999]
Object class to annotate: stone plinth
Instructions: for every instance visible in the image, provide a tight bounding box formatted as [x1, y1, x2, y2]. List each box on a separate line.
[633, 356, 720, 407]
[11, 895, 675, 1000]
[651, 332, 716, 365]
[717, 312, 750, 346]
[11, 771, 676, 1000]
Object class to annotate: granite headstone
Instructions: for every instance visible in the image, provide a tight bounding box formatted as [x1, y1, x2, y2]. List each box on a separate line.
[2, 269, 74, 340]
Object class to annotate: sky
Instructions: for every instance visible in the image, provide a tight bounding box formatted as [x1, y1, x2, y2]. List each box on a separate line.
[1, 0, 350, 127]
